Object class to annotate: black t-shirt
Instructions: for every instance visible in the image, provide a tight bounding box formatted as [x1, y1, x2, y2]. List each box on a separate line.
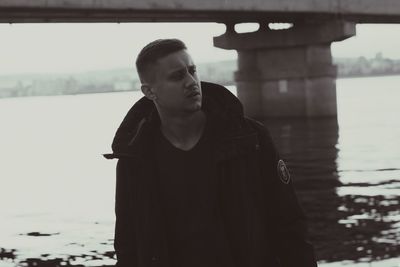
[155, 120, 234, 267]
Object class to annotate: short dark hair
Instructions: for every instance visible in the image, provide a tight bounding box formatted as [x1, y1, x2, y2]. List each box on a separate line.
[136, 38, 187, 83]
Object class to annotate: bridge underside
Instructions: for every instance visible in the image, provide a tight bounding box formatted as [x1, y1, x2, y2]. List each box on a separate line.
[2, 9, 400, 24]
[2, 0, 400, 23]
[0, 9, 338, 23]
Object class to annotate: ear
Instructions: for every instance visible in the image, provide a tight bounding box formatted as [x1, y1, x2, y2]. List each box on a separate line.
[141, 84, 157, 101]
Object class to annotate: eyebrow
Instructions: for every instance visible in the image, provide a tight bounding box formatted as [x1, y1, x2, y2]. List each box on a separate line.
[170, 64, 196, 72]
[168, 64, 196, 75]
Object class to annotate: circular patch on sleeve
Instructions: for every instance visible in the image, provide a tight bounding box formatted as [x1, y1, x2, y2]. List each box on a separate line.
[277, 159, 291, 184]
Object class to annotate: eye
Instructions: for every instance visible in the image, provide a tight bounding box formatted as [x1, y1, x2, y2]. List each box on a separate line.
[188, 66, 197, 75]
[169, 70, 185, 81]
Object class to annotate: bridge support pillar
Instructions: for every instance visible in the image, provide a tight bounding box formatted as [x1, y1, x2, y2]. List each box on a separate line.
[214, 21, 356, 118]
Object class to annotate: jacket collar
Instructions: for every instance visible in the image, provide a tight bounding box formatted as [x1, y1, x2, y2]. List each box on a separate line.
[103, 81, 257, 160]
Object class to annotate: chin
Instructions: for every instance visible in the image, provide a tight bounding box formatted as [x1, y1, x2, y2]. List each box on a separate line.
[184, 102, 202, 113]
[193, 100, 202, 111]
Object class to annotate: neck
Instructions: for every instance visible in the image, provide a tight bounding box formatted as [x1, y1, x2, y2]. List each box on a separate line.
[158, 110, 206, 151]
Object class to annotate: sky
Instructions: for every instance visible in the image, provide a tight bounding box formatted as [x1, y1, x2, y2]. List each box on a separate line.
[1, 23, 400, 75]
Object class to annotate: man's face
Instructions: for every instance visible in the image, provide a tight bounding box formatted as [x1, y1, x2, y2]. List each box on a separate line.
[146, 49, 202, 115]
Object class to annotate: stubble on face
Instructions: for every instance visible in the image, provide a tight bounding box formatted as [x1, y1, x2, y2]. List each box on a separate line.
[150, 50, 202, 116]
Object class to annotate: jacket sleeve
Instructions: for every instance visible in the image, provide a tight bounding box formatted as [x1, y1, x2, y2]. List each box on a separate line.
[114, 159, 137, 267]
[253, 120, 317, 267]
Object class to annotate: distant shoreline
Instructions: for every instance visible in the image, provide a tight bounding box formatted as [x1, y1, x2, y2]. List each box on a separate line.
[3, 54, 400, 99]
[1, 73, 400, 99]
[338, 72, 400, 79]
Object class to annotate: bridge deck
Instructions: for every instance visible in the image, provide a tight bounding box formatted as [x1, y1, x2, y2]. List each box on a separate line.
[1, 0, 400, 23]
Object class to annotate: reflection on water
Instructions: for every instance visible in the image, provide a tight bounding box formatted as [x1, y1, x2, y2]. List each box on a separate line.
[262, 117, 400, 263]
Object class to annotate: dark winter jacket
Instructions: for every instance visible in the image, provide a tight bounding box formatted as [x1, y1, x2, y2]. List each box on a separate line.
[104, 81, 317, 267]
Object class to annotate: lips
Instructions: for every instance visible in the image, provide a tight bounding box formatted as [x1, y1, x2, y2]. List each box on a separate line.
[186, 91, 200, 98]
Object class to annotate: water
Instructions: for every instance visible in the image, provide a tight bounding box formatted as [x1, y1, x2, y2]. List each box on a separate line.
[0, 76, 399, 267]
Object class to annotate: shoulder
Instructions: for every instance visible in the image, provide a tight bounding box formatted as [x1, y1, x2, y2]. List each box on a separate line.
[243, 117, 281, 160]
[244, 117, 266, 131]
[244, 117, 275, 144]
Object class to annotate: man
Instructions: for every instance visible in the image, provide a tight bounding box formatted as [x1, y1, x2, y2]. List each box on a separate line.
[104, 39, 317, 267]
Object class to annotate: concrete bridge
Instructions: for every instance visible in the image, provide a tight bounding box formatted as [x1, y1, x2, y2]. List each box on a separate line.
[2, 0, 400, 118]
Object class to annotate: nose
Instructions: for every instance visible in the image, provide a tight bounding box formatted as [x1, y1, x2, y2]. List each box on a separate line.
[184, 70, 198, 88]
